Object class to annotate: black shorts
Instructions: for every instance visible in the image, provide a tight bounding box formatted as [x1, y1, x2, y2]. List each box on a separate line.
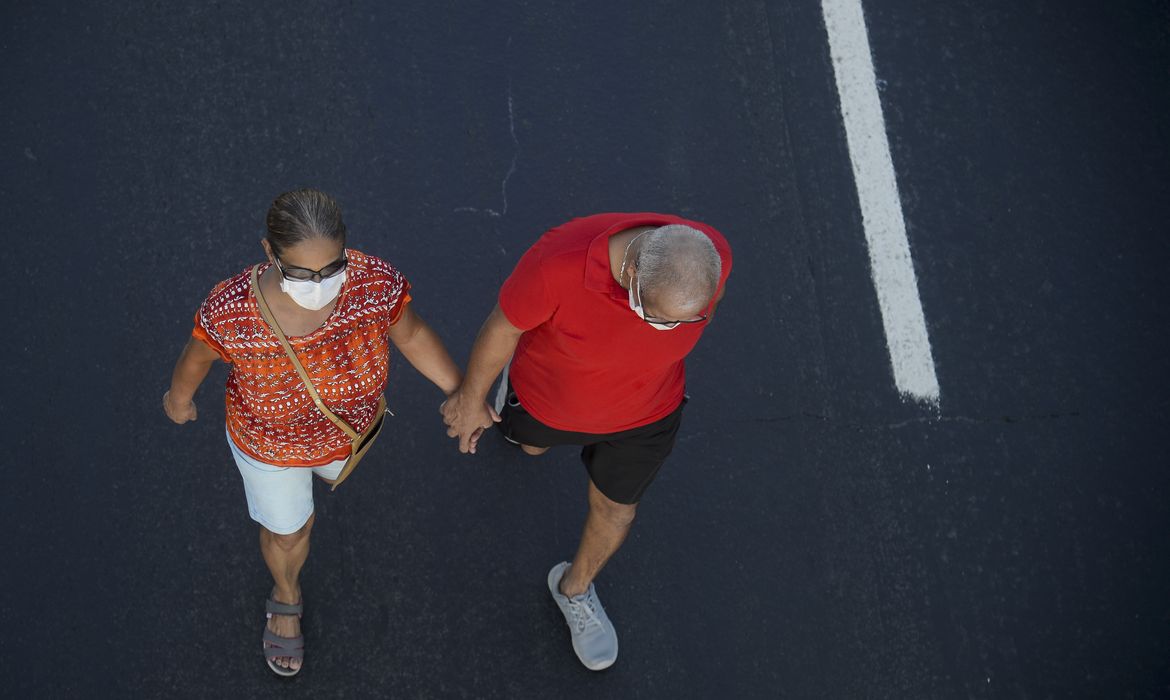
[498, 384, 686, 505]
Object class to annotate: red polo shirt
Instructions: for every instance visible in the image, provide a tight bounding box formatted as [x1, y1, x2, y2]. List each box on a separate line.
[499, 213, 732, 433]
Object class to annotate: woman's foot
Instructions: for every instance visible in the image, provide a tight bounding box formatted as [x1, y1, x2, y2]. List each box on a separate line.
[263, 591, 304, 676]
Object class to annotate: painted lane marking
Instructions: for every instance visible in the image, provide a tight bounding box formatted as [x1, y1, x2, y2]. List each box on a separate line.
[822, 0, 940, 404]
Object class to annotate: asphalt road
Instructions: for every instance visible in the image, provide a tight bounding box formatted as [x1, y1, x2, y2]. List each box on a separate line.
[2, 1, 1168, 697]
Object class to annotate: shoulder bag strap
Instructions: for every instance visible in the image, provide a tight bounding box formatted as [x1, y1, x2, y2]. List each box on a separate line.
[250, 264, 359, 440]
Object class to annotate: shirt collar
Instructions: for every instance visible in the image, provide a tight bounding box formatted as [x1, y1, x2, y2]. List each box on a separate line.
[583, 215, 680, 298]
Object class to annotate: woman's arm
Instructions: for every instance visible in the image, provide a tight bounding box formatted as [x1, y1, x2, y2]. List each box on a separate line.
[164, 336, 220, 424]
[387, 302, 464, 396]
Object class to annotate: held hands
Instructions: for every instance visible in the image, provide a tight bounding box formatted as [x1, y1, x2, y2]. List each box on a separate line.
[163, 390, 198, 424]
[440, 388, 501, 454]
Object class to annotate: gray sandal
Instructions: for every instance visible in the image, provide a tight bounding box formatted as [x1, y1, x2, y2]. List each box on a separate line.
[263, 598, 304, 677]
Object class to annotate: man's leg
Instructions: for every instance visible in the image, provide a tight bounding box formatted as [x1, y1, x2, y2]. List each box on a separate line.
[260, 511, 315, 672]
[497, 371, 554, 457]
[546, 480, 631, 670]
[558, 480, 636, 597]
[545, 405, 680, 669]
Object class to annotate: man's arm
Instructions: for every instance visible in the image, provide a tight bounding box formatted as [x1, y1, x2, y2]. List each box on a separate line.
[440, 303, 525, 454]
[163, 336, 220, 424]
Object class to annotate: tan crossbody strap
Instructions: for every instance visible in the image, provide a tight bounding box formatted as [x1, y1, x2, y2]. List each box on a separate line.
[250, 265, 359, 440]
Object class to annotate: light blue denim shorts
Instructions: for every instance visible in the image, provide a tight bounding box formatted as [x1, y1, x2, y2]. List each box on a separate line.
[227, 426, 346, 535]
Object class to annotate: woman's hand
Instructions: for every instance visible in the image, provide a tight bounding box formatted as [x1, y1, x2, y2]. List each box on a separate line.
[165, 337, 219, 424]
[163, 390, 198, 424]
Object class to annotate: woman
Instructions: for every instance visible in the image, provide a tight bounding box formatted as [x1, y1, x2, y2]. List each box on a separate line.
[163, 189, 484, 676]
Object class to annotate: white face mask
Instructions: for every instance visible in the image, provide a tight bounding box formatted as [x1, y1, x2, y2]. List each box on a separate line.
[280, 270, 346, 311]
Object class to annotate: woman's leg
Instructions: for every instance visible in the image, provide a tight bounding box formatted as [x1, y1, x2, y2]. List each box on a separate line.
[260, 511, 315, 671]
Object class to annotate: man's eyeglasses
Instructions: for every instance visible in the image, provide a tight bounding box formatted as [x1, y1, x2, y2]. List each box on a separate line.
[641, 312, 709, 329]
[274, 254, 348, 282]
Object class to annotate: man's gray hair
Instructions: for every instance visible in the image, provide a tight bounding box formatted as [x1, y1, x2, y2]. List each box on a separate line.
[636, 225, 722, 311]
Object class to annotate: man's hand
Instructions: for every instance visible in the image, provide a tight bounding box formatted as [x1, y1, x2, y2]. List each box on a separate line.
[163, 390, 198, 424]
[438, 304, 524, 454]
[440, 389, 501, 454]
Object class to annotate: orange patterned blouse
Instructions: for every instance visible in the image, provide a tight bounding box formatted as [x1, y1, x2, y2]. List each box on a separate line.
[192, 249, 411, 467]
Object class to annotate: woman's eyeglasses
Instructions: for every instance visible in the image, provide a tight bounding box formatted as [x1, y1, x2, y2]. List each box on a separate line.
[274, 254, 348, 282]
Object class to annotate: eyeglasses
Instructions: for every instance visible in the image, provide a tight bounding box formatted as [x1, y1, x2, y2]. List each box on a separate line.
[635, 275, 709, 328]
[273, 253, 348, 282]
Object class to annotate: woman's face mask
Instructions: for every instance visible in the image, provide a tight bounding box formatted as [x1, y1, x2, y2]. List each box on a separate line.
[273, 252, 348, 310]
[280, 271, 346, 310]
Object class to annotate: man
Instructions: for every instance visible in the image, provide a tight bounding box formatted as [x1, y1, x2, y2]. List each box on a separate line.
[441, 212, 731, 670]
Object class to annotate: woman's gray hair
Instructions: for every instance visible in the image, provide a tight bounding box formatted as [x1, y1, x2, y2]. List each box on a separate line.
[636, 225, 722, 310]
[265, 188, 347, 255]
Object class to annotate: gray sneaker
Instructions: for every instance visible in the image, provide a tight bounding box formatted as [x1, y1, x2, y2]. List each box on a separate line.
[547, 561, 619, 670]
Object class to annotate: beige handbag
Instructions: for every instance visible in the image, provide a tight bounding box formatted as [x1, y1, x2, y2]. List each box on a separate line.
[251, 265, 387, 490]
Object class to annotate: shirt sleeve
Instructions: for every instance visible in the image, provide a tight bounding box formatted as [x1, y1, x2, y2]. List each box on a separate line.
[498, 243, 557, 331]
[191, 303, 231, 363]
[700, 225, 733, 293]
[388, 272, 413, 326]
[716, 235, 733, 291]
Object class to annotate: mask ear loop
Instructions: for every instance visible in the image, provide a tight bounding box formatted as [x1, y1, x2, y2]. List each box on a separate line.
[619, 230, 650, 288]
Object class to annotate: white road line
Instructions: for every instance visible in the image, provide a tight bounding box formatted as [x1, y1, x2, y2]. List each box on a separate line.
[821, 0, 940, 404]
